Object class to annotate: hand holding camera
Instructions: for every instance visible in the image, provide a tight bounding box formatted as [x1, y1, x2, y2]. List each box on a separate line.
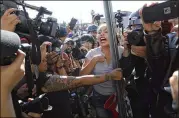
[47, 51, 60, 65]
[1, 49, 25, 93]
[1, 8, 21, 32]
[131, 45, 146, 58]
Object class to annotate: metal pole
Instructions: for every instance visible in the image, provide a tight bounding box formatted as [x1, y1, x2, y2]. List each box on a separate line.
[103, 1, 126, 118]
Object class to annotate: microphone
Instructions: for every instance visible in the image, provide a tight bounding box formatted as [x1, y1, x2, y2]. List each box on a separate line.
[2, 0, 52, 15]
[0, 30, 21, 59]
[23, 2, 52, 15]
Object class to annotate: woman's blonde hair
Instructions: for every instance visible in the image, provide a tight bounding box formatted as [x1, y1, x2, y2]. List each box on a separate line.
[97, 23, 107, 33]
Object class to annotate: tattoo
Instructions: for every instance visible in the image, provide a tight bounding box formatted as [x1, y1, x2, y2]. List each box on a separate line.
[42, 75, 81, 92]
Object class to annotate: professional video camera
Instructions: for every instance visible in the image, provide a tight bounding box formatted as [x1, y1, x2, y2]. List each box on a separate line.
[19, 94, 52, 114]
[115, 10, 127, 28]
[94, 14, 104, 21]
[1, 0, 58, 38]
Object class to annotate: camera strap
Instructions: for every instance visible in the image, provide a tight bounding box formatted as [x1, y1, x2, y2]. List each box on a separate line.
[21, 5, 41, 96]
[22, 5, 41, 65]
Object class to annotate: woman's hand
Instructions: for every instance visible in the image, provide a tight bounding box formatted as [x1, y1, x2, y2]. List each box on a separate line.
[92, 54, 105, 63]
[106, 68, 123, 81]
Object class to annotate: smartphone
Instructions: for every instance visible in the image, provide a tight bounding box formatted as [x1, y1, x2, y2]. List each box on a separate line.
[69, 18, 78, 30]
[142, 1, 178, 23]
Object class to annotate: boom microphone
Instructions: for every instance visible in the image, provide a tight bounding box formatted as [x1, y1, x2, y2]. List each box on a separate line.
[0, 30, 21, 59]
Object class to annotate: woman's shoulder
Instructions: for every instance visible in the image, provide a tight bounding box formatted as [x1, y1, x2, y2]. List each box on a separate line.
[88, 47, 101, 54]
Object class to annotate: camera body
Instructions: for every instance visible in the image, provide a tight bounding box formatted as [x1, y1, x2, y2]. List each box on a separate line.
[19, 94, 51, 114]
[127, 29, 145, 46]
[94, 14, 104, 21]
[1, 0, 58, 38]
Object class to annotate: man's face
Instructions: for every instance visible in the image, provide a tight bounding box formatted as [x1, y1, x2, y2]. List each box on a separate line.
[81, 41, 93, 50]
[90, 31, 97, 38]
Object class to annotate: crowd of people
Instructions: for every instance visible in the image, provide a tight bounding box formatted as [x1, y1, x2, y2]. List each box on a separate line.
[1, 1, 178, 118]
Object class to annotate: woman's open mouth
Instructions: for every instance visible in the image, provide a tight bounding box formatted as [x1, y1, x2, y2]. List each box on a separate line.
[100, 37, 107, 43]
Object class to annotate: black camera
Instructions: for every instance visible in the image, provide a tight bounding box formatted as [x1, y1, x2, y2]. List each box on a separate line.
[0, 30, 33, 66]
[142, 1, 178, 23]
[1, 0, 58, 37]
[94, 14, 104, 21]
[127, 29, 145, 46]
[19, 94, 52, 114]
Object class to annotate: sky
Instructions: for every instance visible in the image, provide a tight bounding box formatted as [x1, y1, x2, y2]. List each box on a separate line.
[24, 1, 163, 24]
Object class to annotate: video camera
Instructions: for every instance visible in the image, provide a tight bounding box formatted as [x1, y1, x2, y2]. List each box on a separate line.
[94, 14, 104, 21]
[115, 10, 127, 28]
[1, 0, 58, 38]
[19, 94, 52, 114]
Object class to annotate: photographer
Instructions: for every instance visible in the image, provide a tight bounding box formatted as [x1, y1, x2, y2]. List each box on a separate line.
[56, 26, 68, 42]
[87, 24, 99, 48]
[80, 34, 96, 51]
[62, 38, 81, 75]
[0, 30, 41, 118]
[139, 3, 179, 118]
[119, 10, 150, 118]
[1, 47, 25, 117]
[37, 37, 72, 118]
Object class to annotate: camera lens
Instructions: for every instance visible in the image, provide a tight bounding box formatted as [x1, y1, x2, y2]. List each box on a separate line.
[127, 31, 145, 46]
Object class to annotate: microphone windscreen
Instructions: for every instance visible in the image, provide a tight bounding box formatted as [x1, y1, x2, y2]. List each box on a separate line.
[2, 1, 18, 9]
[0, 30, 21, 58]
